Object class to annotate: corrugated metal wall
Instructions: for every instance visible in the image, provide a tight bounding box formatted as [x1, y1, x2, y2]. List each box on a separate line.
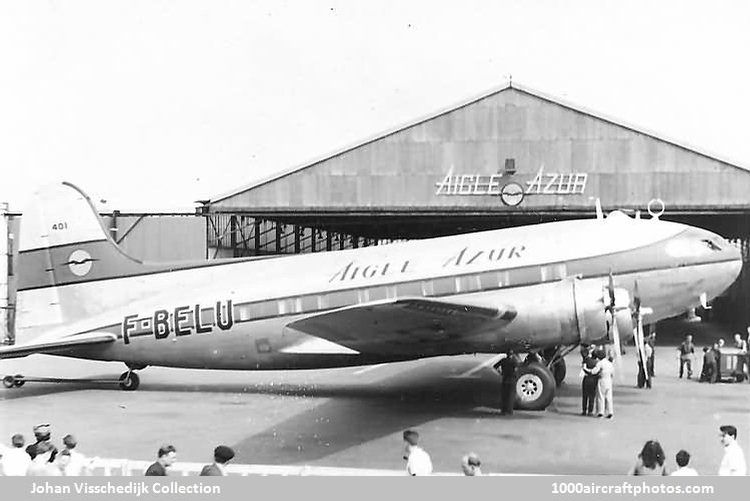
[211, 86, 750, 213]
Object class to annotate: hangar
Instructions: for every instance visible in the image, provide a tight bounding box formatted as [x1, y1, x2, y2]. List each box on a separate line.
[203, 81, 750, 325]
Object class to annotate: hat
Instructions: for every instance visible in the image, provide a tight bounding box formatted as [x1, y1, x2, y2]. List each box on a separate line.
[33, 424, 51, 440]
[214, 445, 235, 463]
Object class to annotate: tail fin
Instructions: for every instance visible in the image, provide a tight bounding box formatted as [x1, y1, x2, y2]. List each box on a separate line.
[15, 182, 145, 341]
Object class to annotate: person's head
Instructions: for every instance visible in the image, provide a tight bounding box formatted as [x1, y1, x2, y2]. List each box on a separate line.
[157, 445, 177, 467]
[461, 453, 482, 476]
[596, 349, 606, 360]
[402, 430, 419, 459]
[57, 449, 71, 469]
[718, 338, 725, 347]
[11, 434, 24, 448]
[63, 434, 77, 450]
[213, 445, 235, 465]
[703, 346, 709, 353]
[720, 425, 737, 447]
[638, 440, 665, 469]
[686, 334, 693, 343]
[734, 333, 742, 343]
[33, 424, 51, 442]
[713, 342, 720, 350]
[675, 450, 691, 468]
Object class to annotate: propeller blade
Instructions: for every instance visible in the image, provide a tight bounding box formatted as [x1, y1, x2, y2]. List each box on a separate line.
[608, 272, 616, 310]
[612, 313, 624, 382]
[633, 279, 642, 314]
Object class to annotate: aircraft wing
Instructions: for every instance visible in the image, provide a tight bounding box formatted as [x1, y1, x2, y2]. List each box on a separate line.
[0, 332, 117, 360]
[286, 298, 515, 355]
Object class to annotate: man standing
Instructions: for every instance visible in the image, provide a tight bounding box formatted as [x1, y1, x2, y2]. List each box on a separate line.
[637, 342, 652, 389]
[678, 334, 695, 379]
[594, 350, 615, 418]
[61, 435, 92, 476]
[733, 333, 748, 378]
[145, 445, 177, 476]
[25, 424, 54, 460]
[402, 430, 432, 476]
[718, 425, 746, 476]
[1, 434, 31, 476]
[200, 445, 235, 476]
[581, 351, 599, 415]
[496, 351, 518, 415]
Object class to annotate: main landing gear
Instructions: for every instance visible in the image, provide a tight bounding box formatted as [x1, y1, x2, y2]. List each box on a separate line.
[514, 363, 556, 411]
[499, 345, 576, 411]
[2, 365, 144, 391]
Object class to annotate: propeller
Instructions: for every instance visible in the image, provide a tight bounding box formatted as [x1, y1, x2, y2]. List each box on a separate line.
[605, 272, 624, 380]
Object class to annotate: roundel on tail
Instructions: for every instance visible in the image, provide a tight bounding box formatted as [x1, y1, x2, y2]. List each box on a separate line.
[68, 249, 93, 276]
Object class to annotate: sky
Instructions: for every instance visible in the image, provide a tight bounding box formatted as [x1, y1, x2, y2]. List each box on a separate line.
[1, 0, 749, 212]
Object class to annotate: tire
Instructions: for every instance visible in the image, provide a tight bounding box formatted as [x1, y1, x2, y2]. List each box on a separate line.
[735, 373, 745, 383]
[514, 362, 556, 411]
[552, 359, 566, 387]
[118, 372, 140, 391]
[2, 375, 14, 389]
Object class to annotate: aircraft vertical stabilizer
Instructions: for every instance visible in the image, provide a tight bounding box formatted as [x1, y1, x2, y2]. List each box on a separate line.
[15, 182, 143, 341]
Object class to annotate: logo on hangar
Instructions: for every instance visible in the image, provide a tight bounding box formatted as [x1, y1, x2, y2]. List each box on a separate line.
[435, 166, 588, 206]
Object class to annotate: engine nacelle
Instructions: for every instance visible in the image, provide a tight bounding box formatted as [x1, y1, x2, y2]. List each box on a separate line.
[482, 279, 635, 351]
[574, 281, 634, 346]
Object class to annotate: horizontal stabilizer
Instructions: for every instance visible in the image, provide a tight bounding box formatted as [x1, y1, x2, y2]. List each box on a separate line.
[0, 332, 117, 360]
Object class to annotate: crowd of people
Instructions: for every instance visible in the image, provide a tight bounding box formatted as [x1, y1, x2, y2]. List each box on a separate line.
[1, 423, 744, 476]
[0, 423, 235, 477]
[623, 425, 746, 476]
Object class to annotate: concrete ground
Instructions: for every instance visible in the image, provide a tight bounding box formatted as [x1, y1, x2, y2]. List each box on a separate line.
[1, 321, 749, 475]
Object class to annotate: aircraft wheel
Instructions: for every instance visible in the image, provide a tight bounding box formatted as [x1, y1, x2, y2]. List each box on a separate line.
[13, 374, 25, 387]
[2, 375, 15, 389]
[514, 363, 556, 411]
[552, 359, 566, 387]
[118, 371, 140, 391]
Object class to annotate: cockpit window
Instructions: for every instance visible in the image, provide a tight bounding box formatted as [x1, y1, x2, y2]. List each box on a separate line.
[702, 239, 722, 252]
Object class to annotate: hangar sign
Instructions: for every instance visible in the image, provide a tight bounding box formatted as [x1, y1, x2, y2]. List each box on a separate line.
[435, 166, 588, 205]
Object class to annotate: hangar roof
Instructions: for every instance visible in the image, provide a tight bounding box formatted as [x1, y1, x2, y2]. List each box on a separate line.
[207, 81, 750, 217]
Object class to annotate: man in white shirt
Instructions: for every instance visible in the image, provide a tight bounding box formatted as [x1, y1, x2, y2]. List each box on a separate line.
[403, 430, 432, 476]
[593, 351, 615, 418]
[718, 425, 746, 476]
[61, 435, 92, 476]
[670, 450, 698, 476]
[1, 434, 31, 476]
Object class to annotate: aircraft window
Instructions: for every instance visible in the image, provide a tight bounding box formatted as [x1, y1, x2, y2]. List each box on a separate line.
[457, 275, 481, 293]
[246, 301, 277, 319]
[367, 286, 388, 301]
[432, 277, 456, 295]
[478, 272, 499, 290]
[277, 298, 297, 314]
[702, 239, 722, 251]
[327, 290, 356, 308]
[300, 295, 318, 312]
[421, 280, 435, 296]
[397, 282, 422, 297]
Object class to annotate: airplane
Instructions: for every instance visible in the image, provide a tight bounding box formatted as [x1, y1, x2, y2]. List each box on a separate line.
[0, 182, 742, 411]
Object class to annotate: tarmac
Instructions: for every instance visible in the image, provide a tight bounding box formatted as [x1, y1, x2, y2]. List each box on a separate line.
[1, 319, 749, 475]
